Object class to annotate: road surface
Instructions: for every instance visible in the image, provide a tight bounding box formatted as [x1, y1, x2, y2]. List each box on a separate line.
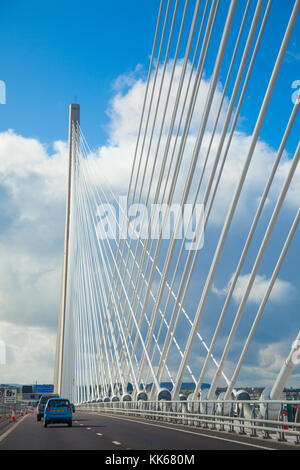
[0, 410, 297, 452]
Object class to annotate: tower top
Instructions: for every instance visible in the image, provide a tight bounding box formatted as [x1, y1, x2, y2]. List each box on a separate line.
[69, 103, 80, 125]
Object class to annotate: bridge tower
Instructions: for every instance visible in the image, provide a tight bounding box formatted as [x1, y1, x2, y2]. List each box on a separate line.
[54, 104, 80, 396]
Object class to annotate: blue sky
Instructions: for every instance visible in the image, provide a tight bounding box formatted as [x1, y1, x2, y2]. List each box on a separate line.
[0, 0, 299, 151]
[0, 0, 299, 387]
[1, 0, 161, 148]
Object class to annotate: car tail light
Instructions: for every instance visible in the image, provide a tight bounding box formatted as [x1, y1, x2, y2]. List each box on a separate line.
[46, 406, 50, 411]
[67, 406, 71, 411]
[37, 404, 40, 411]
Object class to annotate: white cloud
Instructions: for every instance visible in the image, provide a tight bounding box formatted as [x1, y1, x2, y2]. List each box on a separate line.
[0, 320, 56, 384]
[0, 130, 68, 204]
[216, 343, 288, 388]
[258, 342, 287, 373]
[212, 273, 297, 305]
[0, 247, 62, 328]
[0, 61, 298, 386]
[0, 130, 67, 382]
[241, 340, 299, 387]
[88, 62, 300, 229]
[111, 64, 145, 92]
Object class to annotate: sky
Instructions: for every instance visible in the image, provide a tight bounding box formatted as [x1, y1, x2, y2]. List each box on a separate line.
[0, 0, 299, 388]
[0, 0, 161, 148]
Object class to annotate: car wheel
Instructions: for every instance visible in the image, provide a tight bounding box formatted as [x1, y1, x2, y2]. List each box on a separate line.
[68, 421, 72, 427]
[44, 421, 48, 428]
[37, 416, 41, 422]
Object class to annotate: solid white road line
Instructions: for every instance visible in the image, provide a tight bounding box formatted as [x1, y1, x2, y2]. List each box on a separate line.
[0, 415, 29, 443]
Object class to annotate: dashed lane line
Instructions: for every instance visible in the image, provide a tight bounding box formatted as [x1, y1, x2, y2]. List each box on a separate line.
[85, 412, 276, 451]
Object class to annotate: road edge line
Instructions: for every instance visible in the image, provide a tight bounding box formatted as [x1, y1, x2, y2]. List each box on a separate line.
[0, 414, 29, 443]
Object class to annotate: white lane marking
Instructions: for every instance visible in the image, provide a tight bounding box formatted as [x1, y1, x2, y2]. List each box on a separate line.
[91, 413, 275, 451]
[87, 427, 91, 430]
[96, 433, 103, 436]
[112, 441, 122, 445]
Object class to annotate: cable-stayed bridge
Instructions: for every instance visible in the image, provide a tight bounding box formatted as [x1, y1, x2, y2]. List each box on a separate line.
[53, 0, 300, 417]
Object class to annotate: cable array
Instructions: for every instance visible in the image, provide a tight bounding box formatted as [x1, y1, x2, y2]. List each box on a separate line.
[59, 0, 300, 404]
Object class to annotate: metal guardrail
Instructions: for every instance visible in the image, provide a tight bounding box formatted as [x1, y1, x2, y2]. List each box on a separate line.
[78, 399, 300, 445]
[0, 401, 34, 421]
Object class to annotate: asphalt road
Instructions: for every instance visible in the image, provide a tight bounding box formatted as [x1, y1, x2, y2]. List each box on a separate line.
[0, 411, 297, 452]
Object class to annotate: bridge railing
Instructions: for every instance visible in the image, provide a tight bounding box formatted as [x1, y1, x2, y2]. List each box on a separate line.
[77, 399, 300, 445]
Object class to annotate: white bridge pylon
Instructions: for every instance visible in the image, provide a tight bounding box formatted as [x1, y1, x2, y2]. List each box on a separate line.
[54, 0, 300, 405]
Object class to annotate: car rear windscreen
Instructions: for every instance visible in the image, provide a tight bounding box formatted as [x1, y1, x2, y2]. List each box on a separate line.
[40, 395, 59, 404]
[48, 400, 70, 407]
[40, 396, 51, 404]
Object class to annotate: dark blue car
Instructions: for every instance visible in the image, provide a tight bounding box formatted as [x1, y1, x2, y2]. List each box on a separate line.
[43, 398, 72, 427]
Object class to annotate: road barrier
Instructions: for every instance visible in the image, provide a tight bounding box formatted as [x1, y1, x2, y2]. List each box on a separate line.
[78, 399, 300, 445]
[0, 401, 33, 424]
